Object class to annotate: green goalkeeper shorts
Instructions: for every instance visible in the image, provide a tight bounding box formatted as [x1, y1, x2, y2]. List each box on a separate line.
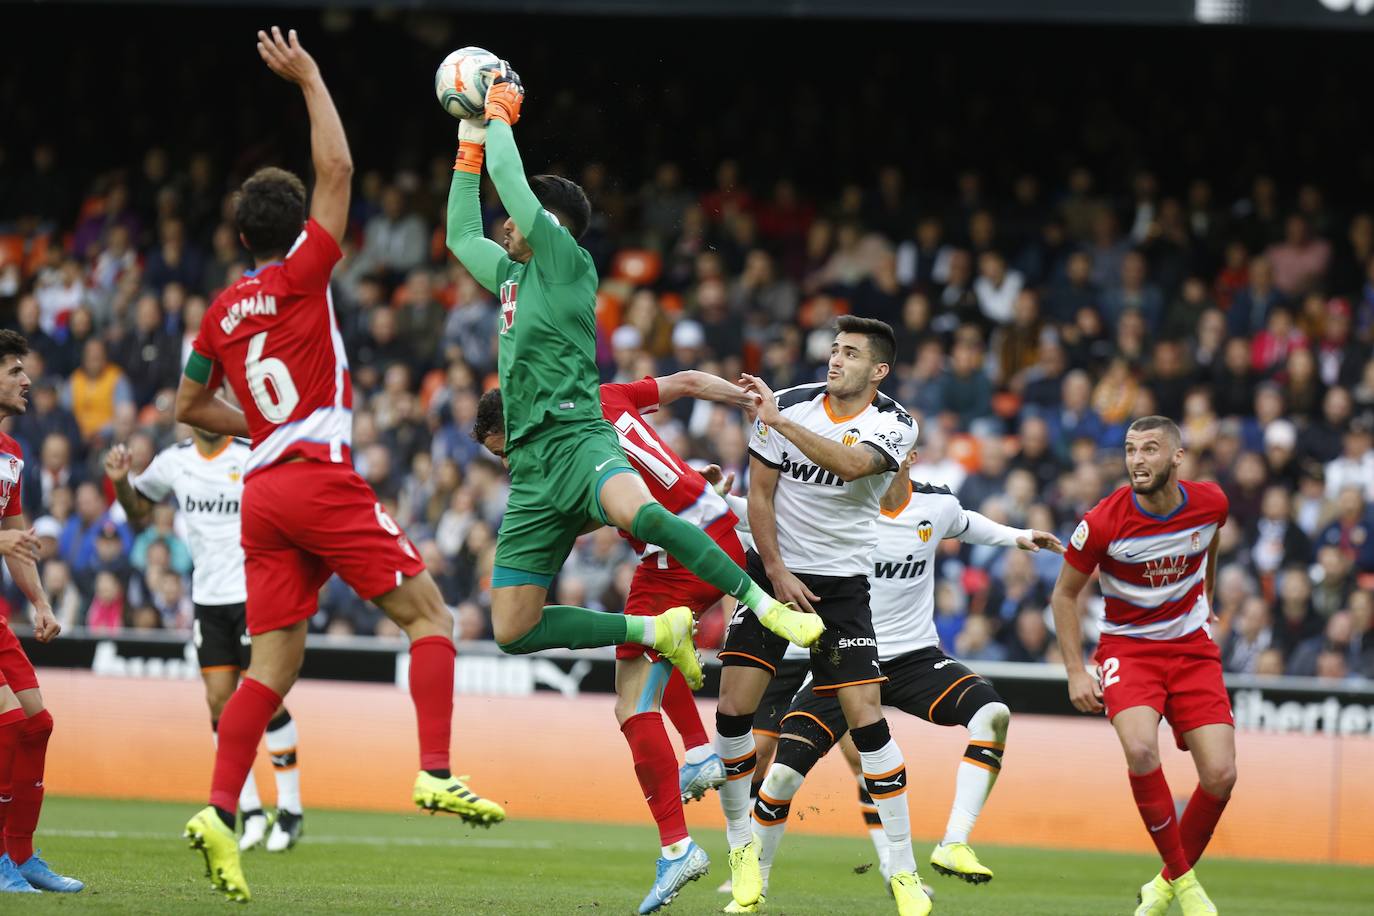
[492, 419, 635, 586]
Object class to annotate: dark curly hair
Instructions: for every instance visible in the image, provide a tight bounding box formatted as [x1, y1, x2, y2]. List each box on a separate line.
[530, 175, 591, 241]
[0, 329, 30, 365]
[471, 388, 505, 446]
[235, 166, 307, 260]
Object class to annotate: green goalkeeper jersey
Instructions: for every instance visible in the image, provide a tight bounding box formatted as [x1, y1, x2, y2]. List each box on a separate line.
[445, 122, 601, 448]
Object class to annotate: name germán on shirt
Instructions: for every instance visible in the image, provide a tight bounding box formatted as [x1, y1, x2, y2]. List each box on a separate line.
[219, 292, 278, 335]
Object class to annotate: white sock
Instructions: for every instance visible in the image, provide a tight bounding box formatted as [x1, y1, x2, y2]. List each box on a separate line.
[663, 837, 691, 860]
[753, 763, 804, 886]
[684, 744, 713, 765]
[858, 774, 891, 871]
[943, 702, 1008, 845]
[715, 729, 757, 849]
[215, 728, 262, 813]
[266, 713, 303, 815]
[859, 735, 915, 876]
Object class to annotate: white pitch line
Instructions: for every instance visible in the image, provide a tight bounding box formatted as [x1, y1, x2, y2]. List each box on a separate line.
[42, 828, 553, 849]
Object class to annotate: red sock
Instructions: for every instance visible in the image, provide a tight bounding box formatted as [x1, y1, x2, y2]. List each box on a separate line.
[4, 709, 52, 864]
[1180, 784, 1229, 867]
[1128, 767, 1190, 880]
[409, 636, 456, 771]
[660, 669, 709, 751]
[209, 678, 281, 813]
[621, 712, 689, 847]
[0, 706, 26, 858]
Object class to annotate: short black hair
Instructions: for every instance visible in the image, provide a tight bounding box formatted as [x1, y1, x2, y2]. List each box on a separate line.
[530, 175, 591, 241]
[0, 329, 29, 365]
[471, 388, 505, 444]
[235, 166, 307, 260]
[835, 315, 896, 367]
[1127, 415, 1182, 448]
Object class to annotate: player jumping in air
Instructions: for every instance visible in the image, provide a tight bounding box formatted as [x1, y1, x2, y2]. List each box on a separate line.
[176, 29, 501, 902]
[107, 432, 306, 853]
[1052, 415, 1234, 916]
[443, 72, 819, 691]
[748, 446, 1063, 901]
[474, 375, 756, 913]
[715, 317, 932, 916]
[0, 330, 84, 895]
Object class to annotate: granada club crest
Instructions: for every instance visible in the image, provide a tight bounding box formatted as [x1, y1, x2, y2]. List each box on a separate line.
[499, 279, 519, 334]
[917, 520, 934, 543]
[842, 427, 861, 447]
[1190, 530, 1201, 552]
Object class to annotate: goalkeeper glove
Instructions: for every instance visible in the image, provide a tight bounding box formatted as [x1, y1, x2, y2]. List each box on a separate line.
[453, 119, 487, 174]
[484, 66, 524, 126]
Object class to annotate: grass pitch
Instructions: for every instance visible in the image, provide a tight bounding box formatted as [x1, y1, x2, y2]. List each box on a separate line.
[21, 796, 1370, 914]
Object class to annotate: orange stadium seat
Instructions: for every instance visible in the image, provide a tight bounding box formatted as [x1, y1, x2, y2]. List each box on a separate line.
[610, 249, 661, 286]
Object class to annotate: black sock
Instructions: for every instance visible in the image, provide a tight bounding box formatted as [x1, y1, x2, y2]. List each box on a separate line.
[214, 806, 236, 829]
[425, 768, 452, 780]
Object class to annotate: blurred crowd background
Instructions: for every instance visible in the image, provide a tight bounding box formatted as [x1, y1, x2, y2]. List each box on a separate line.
[1, 10, 1371, 681]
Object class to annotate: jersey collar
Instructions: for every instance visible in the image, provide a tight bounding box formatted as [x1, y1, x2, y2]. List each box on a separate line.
[1131, 482, 1188, 521]
[243, 261, 283, 277]
[823, 392, 875, 424]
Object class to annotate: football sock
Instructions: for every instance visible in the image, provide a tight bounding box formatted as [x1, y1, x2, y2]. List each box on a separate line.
[852, 719, 916, 876]
[662, 839, 691, 860]
[661, 669, 710, 752]
[1180, 783, 1230, 867]
[630, 503, 762, 609]
[4, 709, 53, 864]
[499, 605, 629, 654]
[715, 713, 757, 849]
[408, 636, 456, 773]
[0, 706, 27, 856]
[858, 779, 890, 872]
[266, 710, 302, 815]
[943, 701, 1009, 845]
[753, 762, 805, 886]
[209, 678, 282, 816]
[213, 719, 263, 814]
[1128, 766, 1190, 880]
[621, 712, 689, 847]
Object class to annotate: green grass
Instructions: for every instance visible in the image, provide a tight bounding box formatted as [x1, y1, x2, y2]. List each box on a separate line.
[18, 796, 1371, 914]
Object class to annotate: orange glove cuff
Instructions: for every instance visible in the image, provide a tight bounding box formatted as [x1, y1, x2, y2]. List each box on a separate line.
[454, 140, 484, 174]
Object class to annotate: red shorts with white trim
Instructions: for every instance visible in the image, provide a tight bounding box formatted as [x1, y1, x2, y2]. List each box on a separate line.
[241, 460, 425, 635]
[0, 624, 40, 693]
[1095, 628, 1233, 751]
[615, 526, 746, 661]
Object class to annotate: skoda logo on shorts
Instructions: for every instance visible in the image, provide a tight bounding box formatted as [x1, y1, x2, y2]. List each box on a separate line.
[842, 428, 860, 447]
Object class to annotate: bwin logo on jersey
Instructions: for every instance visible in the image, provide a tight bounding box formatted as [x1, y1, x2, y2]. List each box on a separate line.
[842, 427, 861, 447]
[917, 520, 934, 543]
[182, 494, 241, 515]
[780, 454, 845, 487]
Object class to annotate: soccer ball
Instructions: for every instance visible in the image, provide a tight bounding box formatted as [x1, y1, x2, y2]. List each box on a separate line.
[434, 47, 505, 120]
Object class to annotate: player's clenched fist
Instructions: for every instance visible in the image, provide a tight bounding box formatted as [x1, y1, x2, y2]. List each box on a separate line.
[485, 70, 524, 125]
[104, 444, 132, 482]
[1067, 668, 1104, 714]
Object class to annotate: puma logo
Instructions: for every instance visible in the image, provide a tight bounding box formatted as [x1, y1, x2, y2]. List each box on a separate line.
[1149, 818, 1173, 833]
[872, 777, 905, 788]
[980, 749, 1002, 764]
[757, 803, 781, 819]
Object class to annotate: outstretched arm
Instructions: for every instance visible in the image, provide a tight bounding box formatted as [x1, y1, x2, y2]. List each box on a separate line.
[654, 370, 760, 412]
[257, 27, 352, 243]
[105, 444, 157, 526]
[485, 121, 542, 238]
[446, 142, 513, 294]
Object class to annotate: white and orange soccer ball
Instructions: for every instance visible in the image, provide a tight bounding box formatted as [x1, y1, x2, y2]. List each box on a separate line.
[434, 47, 506, 120]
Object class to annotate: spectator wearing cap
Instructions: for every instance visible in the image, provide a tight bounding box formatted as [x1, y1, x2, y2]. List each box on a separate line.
[1262, 418, 1302, 491]
[1324, 417, 1374, 502]
[609, 324, 644, 383]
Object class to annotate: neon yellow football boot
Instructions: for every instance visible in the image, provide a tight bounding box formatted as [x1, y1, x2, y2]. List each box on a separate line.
[727, 837, 763, 908]
[930, 841, 993, 884]
[652, 606, 703, 690]
[184, 806, 250, 902]
[1135, 871, 1175, 916]
[724, 895, 765, 913]
[1172, 868, 1218, 915]
[756, 600, 825, 648]
[412, 772, 506, 826]
[891, 871, 934, 915]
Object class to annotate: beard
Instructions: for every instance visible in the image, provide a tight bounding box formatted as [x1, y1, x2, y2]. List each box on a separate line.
[1130, 468, 1171, 495]
[825, 374, 865, 400]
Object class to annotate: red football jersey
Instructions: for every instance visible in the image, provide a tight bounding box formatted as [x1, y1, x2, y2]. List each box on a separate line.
[599, 378, 736, 565]
[191, 219, 350, 479]
[0, 432, 24, 518]
[1064, 479, 1229, 640]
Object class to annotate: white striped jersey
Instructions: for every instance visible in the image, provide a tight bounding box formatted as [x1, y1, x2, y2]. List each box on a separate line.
[131, 438, 250, 606]
[748, 383, 916, 577]
[1064, 480, 1229, 641]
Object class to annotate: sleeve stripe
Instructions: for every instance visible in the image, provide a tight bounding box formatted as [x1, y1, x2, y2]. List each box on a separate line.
[747, 446, 782, 469]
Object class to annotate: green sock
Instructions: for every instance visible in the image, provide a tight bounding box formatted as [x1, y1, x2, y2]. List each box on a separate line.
[498, 605, 630, 655]
[630, 502, 765, 608]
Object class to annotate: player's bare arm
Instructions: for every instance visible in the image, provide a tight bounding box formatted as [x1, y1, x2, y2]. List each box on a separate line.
[655, 370, 760, 412]
[748, 456, 820, 614]
[105, 444, 156, 525]
[1051, 562, 1103, 714]
[742, 373, 890, 482]
[175, 375, 251, 439]
[1204, 535, 1221, 615]
[880, 448, 918, 511]
[0, 526, 40, 563]
[257, 26, 352, 242]
[3, 514, 58, 642]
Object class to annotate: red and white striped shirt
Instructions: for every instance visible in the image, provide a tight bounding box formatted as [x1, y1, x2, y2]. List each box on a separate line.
[1064, 480, 1229, 641]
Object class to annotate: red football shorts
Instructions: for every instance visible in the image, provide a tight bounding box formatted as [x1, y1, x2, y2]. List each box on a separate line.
[616, 524, 746, 661]
[1095, 627, 1234, 750]
[241, 460, 425, 635]
[0, 624, 40, 693]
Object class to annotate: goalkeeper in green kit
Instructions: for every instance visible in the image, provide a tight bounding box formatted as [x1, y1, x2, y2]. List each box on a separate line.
[445, 68, 821, 691]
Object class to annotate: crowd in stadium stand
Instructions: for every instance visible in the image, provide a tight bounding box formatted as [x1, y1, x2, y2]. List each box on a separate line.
[1, 137, 1372, 683]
